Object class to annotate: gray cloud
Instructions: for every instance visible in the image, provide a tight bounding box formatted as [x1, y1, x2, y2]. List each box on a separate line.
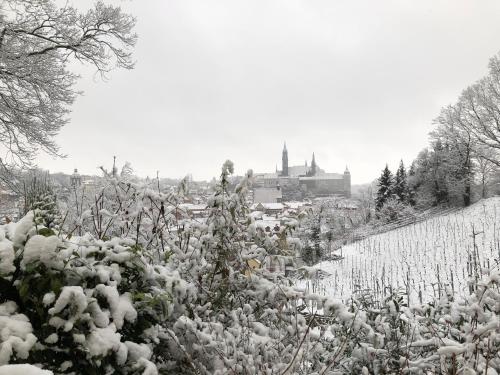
[39, 0, 500, 183]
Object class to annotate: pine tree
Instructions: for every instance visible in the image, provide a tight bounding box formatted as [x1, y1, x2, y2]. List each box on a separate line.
[23, 172, 61, 231]
[375, 164, 394, 210]
[407, 161, 417, 206]
[394, 160, 409, 203]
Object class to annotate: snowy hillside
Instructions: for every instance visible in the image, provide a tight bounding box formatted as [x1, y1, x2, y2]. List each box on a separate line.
[304, 197, 500, 303]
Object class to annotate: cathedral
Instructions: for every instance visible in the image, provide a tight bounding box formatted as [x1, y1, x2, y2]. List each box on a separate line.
[254, 143, 351, 199]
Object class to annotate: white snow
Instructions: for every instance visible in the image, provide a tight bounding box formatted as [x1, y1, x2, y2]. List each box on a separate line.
[0, 364, 53, 375]
[21, 235, 61, 269]
[94, 285, 137, 329]
[302, 197, 500, 303]
[12, 212, 34, 248]
[48, 286, 88, 332]
[125, 341, 152, 362]
[0, 239, 15, 275]
[84, 324, 123, 358]
[0, 302, 37, 365]
[44, 333, 58, 344]
[42, 292, 56, 307]
[49, 286, 87, 316]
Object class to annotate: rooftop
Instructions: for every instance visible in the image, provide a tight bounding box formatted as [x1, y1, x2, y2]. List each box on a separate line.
[299, 173, 343, 180]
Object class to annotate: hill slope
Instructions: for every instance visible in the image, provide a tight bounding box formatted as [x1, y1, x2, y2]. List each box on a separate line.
[305, 197, 500, 303]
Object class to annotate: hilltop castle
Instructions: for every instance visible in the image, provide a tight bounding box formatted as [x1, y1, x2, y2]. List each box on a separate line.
[254, 143, 351, 200]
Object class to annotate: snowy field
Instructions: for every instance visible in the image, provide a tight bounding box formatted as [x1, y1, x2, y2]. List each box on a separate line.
[303, 197, 500, 304]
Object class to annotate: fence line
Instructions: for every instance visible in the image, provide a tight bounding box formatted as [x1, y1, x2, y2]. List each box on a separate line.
[343, 206, 461, 246]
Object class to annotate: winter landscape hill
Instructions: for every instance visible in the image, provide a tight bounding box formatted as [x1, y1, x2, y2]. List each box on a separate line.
[303, 197, 500, 305]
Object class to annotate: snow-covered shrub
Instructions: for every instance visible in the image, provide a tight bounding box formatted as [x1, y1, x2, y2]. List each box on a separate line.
[0, 162, 326, 373]
[0, 213, 194, 373]
[377, 197, 415, 224]
[320, 269, 500, 374]
[0, 301, 37, 366]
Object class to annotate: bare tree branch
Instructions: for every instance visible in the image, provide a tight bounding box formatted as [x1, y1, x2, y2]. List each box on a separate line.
[0, 0, 136, 176]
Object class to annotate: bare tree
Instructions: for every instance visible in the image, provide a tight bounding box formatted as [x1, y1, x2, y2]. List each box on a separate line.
[433, 102, 476, 206]
[475, 147, 498, 198]
[455, 56, 500, 167]
[357, 184, 374, 224]
[0, 0, 136, 186]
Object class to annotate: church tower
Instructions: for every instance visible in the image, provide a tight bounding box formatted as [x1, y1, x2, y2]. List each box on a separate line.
[282, 142, 288, 176]
[310, 153, 317, 176]
[343, 165, 351, 198]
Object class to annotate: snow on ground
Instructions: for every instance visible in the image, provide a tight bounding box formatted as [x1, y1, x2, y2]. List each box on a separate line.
[0, 364, 53, 375]
[302, 197, 500, 304]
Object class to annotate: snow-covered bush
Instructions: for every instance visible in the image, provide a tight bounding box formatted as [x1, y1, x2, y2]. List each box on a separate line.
[345, 269, 500, 374]
[0, 214, 191, 373]
[0, 162, 332, 373]
[376, 197, 415, 224]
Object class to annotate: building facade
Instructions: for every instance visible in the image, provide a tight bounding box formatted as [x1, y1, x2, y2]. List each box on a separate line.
[254, 143, 351, 198]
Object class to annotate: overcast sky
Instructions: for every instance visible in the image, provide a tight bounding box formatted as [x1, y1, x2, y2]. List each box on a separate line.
[37, 0, 500, 183]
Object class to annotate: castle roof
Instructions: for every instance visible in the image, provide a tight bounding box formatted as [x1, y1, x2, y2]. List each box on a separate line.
[251, 202, 285, 211]
[299, 173, 343, 180]
[287, 165, 310, 177]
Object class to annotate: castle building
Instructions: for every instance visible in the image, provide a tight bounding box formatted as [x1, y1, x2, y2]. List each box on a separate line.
[254, 143, 351, 200]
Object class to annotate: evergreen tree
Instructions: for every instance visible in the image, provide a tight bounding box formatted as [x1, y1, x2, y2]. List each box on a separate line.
[394, 160, 409, 203]
[407, 161, 417, 206]
[23, 172, 61, 231]
[430, 139, 451, 205]
[375, 164, 394, 210]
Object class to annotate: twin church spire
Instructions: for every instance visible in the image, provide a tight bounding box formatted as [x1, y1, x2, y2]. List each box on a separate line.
[281, 142, 319, 177]
[280, 142, 350, 178]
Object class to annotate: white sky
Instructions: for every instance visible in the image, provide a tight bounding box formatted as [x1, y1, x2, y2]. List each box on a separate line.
[37, 0, 500, 183]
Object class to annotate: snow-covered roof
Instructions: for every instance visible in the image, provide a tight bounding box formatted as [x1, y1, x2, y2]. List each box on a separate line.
[288, 165, 309, 177]
[260, 203, 285, 210]
[336, 201, 358, 209]
[255, 220, 280, 229]
[250, 211, 264, 219]
[251, 202, 285, 211]
[283, 201, 308, 209]
[179, 203, 208, 211]
[299, 173, 343, 180]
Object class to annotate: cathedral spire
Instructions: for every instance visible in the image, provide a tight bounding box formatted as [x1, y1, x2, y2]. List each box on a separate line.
[281, 142, 288, 177]
[310, 152, 316, 176]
